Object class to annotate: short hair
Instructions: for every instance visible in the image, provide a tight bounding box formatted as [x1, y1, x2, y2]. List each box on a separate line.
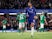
[28, 1, 33, 5]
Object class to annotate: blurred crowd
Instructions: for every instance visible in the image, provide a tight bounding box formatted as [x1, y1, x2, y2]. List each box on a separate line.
[0, 14, 18, 30]
[0, 0, 52, 9]
[0, 14, 52, 31]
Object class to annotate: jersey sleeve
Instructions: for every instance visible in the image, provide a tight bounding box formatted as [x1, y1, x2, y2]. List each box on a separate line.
[16, 14, 19, 20]
[44, 16, 46, 19]
[33, 7, 36, 16]
[2, 20, 7, 24]
[24, 14, 26, 22]
[25, 8, 28, 15]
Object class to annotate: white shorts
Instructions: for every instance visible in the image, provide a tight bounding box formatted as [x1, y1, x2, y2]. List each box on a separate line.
[19, 22, 25, 28]
[3, 25, 6, 29]
[40, 23, 44, 28]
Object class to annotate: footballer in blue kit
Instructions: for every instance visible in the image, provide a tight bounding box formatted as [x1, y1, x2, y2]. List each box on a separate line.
[26, 2, 37, 36]
[26, 7, 36, 24]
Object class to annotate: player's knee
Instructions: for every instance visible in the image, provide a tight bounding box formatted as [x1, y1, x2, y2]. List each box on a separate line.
[31, 23, 35, 27]
[19, 27, 22, 29]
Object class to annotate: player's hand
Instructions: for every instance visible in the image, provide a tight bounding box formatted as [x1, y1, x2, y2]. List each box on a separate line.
[46, 22, 48, 25]
[49, 20, 52, 23]
[25, 22, 27, 24]
[34, 16, 38, 19]
[26, 15, 29, 17]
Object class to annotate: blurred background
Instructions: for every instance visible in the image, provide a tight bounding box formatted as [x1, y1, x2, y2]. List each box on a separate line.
[0, 0, 52, 32]
[0, 0, 52, 9]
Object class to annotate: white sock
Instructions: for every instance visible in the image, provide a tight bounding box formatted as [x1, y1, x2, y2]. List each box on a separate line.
[31, 27, 34, 36]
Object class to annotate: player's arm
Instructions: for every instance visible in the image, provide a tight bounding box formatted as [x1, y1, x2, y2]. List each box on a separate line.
[44, 17, 48, 25]
[25, 8, 30, 25]
[2, 20, 4, 24]
[24, 14, 26, 24]
[24, 14, 26, 22]
[24, 8, 28, 25]
[25, 8, 29, 18]
[33, 8, 38, 19]
[34, 16, 38, 19]
[16, 14, 19, 21]
[49, 20, 52, 23]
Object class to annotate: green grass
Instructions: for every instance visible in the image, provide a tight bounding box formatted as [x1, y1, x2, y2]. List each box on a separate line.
[0, 32, 52, 39]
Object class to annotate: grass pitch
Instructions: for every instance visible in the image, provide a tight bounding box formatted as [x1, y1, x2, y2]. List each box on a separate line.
[0, 32, 52, 39]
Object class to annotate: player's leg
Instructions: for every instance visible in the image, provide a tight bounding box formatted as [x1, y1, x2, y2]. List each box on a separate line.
[31, 22, 35, 36]
[39, 23, 44, 32]
[2, 25, 6, 32]
[22, 23, 25, 32]
[19, 23, 22, 32]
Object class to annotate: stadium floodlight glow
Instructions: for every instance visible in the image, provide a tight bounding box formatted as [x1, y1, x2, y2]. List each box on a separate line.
[9, 13, 17, 15]
[0, 13, 4, 15]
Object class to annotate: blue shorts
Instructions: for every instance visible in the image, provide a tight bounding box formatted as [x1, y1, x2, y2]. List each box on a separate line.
[28, 19, 35, 24]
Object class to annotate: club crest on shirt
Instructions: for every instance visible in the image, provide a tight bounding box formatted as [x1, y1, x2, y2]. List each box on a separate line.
[28, 9, 34, 13]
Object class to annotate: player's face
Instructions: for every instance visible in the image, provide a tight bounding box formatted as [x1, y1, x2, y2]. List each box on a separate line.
[28, 2, 32, 7]
[41, 12, 44, 15]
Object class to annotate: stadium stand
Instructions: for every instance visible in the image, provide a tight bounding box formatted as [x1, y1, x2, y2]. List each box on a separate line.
[0, 0, 52, 31]
[0, 0, 52, 9]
